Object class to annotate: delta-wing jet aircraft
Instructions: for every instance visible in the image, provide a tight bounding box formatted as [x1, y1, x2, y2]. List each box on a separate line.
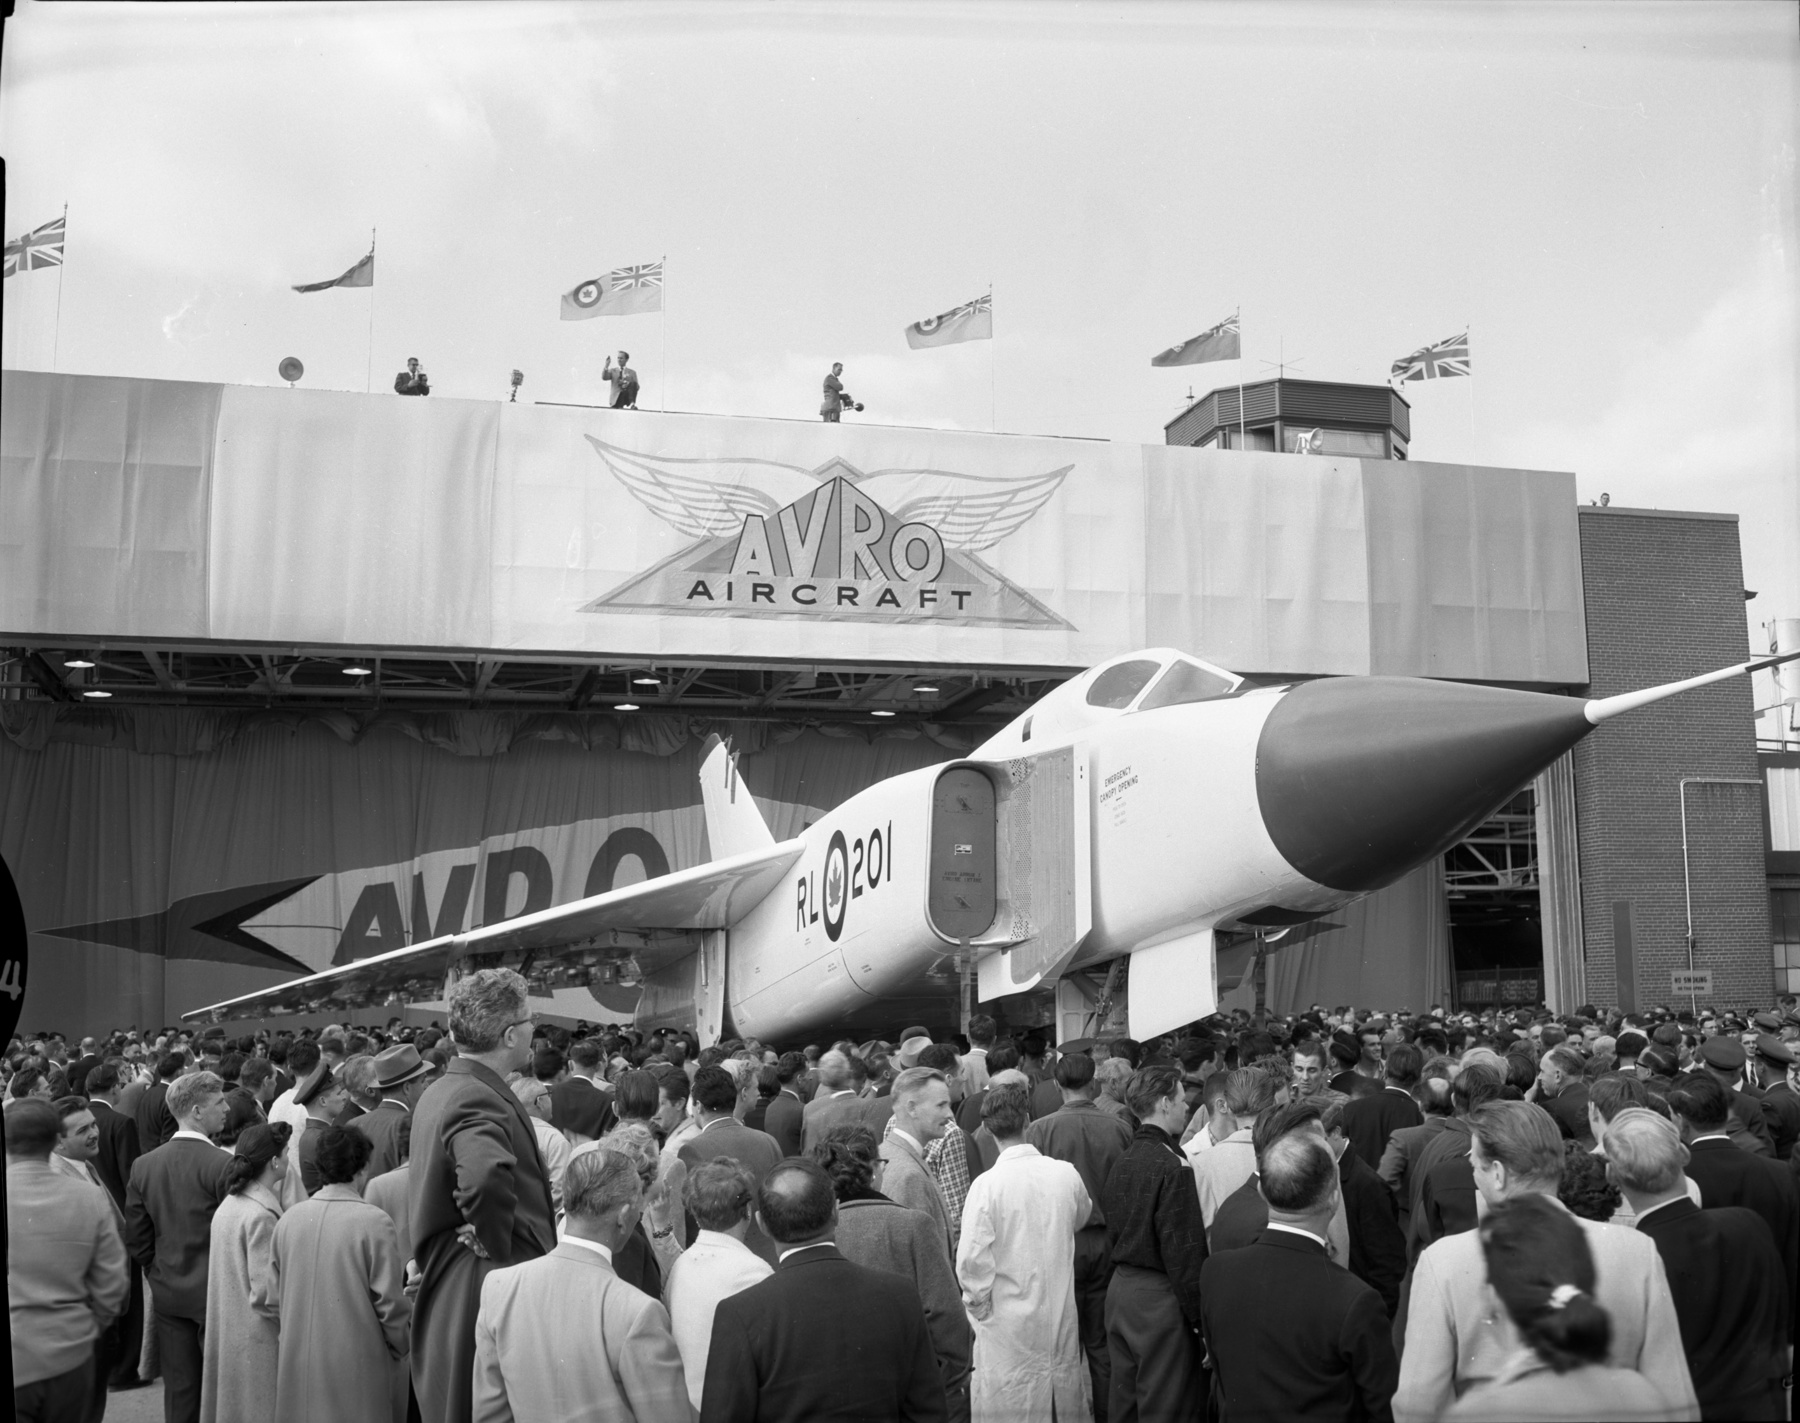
[186, 647, 1798, 1041]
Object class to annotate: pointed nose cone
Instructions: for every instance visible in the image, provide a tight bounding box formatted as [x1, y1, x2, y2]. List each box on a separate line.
[1255, 677, 1592, 894]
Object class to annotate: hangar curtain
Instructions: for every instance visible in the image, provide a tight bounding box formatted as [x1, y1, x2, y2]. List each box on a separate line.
[0, 719, 956, 1035]
[1219, 860, 1453, 1016]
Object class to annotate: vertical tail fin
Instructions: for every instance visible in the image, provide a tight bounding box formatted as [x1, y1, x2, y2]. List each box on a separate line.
[699, 734, 776, 862]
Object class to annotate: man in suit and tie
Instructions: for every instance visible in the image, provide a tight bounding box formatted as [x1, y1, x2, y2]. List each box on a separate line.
[409, 969, 557, 1423]
[1100, 1065, 1209, 1423]
[878, 1066, 956, 1257]
[762, 1051, 808, 1158]
[82, 1060, 141, 1213]
[1529, 1043, 1593, 1144]
[1026, 1049, 1135, 1420]
[700, 1157, 947, 1422]
[80, 1058, 149, 1389]
[1694, 1035, 1779, 1156]
[1394, 1099, 1696, 1423]
[801, 1049, 869, 1153]
[1606, 1106, 1790, 1420]
[679, 1065, 785, 1263]
[472, 1145, 688, 1423]
[548, 1038, 615, 1145]
[220, 1055, 275, 1144]
[1667, 1070, 1800, 1348]
[1201, 1131, 1398, 1421]
[1375, 1067, 1453, 1237]
[134, 1052, 184, 1151]
[1750, 1033, 1800, 1160]
[124, 1070, 235, 1423]
[350, 1043, 432, 1181]
[1337, 1042, 1425, 1172]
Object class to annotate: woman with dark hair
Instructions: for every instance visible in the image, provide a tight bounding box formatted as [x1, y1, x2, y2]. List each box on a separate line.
[200, 1121, 291, 1422]
[812, 1124, 971, 1402]
[1446, 1194, 1685, 1421]
[1556, 1141, 1622, 1222]
[611, 1067, 663, 1130]
[813, 1123, 891, 1203]
[267, 1126, 411, 1423]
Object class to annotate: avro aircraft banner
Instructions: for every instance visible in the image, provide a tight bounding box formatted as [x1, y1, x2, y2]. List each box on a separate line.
[1, 371, 1589, 684]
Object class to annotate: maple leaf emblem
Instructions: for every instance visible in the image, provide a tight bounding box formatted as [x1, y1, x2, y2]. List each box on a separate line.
[826, 860, 843, 909]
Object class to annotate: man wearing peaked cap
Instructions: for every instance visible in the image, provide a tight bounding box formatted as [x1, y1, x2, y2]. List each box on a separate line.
[1327, 1031, 1379, 1101]
[294, 1062, 352, 1194]
[1753, 1011, 1784, 1035]
[1748, 1035, 1800, 1162]
[349, 1044, 435, 1180]
[1695, 1035, 1778, 1158]
[1698, 1035, 1747, 1074]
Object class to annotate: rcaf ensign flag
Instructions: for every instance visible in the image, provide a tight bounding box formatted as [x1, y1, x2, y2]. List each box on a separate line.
[905, 294, 993, 349]
[561, 261, 664, 320]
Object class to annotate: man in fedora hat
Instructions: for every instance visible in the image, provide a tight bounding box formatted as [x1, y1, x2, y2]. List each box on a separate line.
[351, 1045, 435, 1181]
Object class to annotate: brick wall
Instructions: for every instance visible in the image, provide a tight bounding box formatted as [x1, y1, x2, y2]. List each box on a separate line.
[1573, 507, 1770, 1011]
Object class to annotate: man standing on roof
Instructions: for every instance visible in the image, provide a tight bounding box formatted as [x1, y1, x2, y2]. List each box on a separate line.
[604, 351, 639, 409]
[822, 362, 861, 422]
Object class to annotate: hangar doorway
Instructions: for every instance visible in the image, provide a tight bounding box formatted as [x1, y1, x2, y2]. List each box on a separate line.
[1447, 789, 1545, 1011]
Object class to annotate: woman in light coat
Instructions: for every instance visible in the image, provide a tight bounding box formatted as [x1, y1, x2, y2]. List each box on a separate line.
[265, 1125, 411, 1423]
[200, 1121, 290, 1423]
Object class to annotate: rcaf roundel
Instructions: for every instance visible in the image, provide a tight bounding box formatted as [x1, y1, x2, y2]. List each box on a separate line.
[915, 314, 940, 333]
[573, 279, 604, 309]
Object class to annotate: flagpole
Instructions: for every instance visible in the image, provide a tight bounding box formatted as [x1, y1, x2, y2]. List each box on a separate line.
[988, 281, 996, 433]
[1236, 306, 1245, 450]
[660, 253, 667, 413]
[363, 229, 377, 394]
[51, 203, 68, 373]
[1465, 320, 1475, 456]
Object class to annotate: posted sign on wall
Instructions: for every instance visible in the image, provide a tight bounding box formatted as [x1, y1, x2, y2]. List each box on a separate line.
[1670, 969, 1714, 997]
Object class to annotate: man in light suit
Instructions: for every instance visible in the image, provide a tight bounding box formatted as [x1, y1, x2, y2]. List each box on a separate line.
[679, 1065, 785, 1263]
[1394, 1099, 1696, 1423]
[878, 1066, 955, 1257]
[700, 1158, 947, 1422]
[473, 1146, 688, 1423]
[665, 1157, 774, 1411]
[801, 1050, 867, 1153]
[9, 1099, 131, 1422]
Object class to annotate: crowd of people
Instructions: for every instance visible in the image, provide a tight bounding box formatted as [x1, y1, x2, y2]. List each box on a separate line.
[8, 978, 1800, 1423]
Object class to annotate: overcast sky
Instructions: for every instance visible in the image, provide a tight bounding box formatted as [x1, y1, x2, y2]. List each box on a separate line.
[3, 1, 1795, 686]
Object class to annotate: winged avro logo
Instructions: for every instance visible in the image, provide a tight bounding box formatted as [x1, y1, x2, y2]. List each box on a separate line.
[581, 438, 1074, 628]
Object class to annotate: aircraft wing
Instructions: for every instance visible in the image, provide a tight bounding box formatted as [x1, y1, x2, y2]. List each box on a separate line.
[181, 840, 805, 1023]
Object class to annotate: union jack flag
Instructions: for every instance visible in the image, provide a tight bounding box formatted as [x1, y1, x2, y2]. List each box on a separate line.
[1391, 330, 1470, 382]
[610, 260, 663, 289]
[4, 215, 65, 278]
